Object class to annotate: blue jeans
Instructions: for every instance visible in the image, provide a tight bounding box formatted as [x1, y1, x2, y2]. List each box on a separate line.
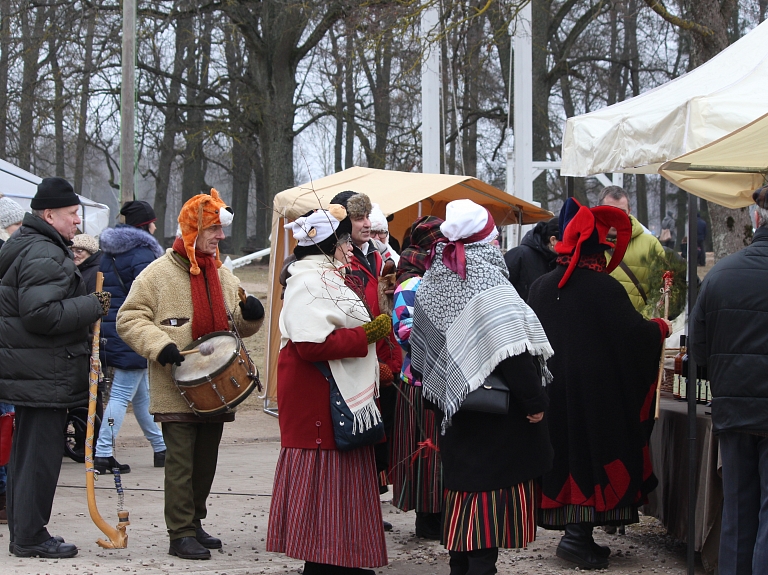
[719, 430, 768, 575]
[95, 368, 165, 457]
[0, 402, 13, 494]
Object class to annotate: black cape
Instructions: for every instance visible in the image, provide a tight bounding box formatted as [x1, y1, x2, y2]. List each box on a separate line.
[528, 265, 661, 521]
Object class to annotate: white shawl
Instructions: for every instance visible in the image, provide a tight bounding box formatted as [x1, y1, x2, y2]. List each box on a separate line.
[280, 255, 381, 432]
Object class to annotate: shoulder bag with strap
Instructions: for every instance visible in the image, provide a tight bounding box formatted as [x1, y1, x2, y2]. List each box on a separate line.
[609, 249, 648, 304]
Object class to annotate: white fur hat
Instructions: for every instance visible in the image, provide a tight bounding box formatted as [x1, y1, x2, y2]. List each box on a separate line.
[284, 205, 349, 246]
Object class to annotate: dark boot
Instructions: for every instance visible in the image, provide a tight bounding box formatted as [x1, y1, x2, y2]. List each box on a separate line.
[449, 550, 469, 575]
[195, 527, 222, 549]
[466, 547, 498, 575]
[589, 526, 611, 558]
[556, 523, 609, 570]
[168, 536, 210, 560]
[154, 449, 166, 468]
[94, 456, 130, 475]
[415, 511, 441, 540]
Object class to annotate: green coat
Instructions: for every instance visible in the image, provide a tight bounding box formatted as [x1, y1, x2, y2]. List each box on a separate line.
[606, 215, 665, 313]
[0, 213, 102, 408]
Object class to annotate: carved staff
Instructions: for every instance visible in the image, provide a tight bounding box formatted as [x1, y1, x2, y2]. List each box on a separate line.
[654, 271, 674, 420]
[85, 272, 130, 548]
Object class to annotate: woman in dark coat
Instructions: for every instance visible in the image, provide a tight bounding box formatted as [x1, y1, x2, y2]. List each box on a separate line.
[503, 217, 559, 301]
[93, 201, 166, 474]
[527, 199, 671, 570]
[411, 199, 554, 575]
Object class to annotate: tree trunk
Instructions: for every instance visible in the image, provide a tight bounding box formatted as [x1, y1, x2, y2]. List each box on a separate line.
[74, 8, 96, 195]
[330, 29, 344, 172]
[531, 0, 552, 209]
[344, 24, 355, 169]
[230, 133, 251, 255]
[689, 0, 750, 261]
[0, 0, 12, 157]
[676, 186, 687, 251]
[18, 3, 46, 171]
[153, 11, 192, 241]
[461, 2, 482, 177]
[48, 28, 66, 177]
[252, 142, 269, 248]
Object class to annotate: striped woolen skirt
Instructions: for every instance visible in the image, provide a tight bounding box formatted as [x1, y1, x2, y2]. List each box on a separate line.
[442, 479, 538, 552]
[538, 504, 640, 529]
[390, 381, 443, 513]
[267, 446, 388, 568]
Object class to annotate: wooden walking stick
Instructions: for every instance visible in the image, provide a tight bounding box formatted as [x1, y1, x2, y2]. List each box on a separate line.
[654, 271, 674, 420]
[85, 271, 130, 548]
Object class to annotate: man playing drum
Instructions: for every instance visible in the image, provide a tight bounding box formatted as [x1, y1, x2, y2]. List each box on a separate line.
[117, 190, 265, 560]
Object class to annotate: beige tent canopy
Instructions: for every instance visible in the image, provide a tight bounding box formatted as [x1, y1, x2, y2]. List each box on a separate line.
[262, 166, 554, 413]
[659, 112, 768, 209]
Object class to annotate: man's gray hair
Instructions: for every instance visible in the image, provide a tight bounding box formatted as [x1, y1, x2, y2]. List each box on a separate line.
[31, 209, 46, 219]
[757, 206, 768, 228]
[597, 185, 629, 206]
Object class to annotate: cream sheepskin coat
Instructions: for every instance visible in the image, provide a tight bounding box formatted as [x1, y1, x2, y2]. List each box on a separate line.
[117, 249, 263, 414]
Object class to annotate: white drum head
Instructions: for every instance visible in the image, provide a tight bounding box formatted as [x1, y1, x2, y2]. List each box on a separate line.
[174, 333, 239, 383]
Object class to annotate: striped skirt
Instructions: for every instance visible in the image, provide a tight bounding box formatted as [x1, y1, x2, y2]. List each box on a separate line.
[442, 479, 538, 552]
[267, 446, 388, 568]
[538, 504, 640, 529]
[390, 381, 443, 513]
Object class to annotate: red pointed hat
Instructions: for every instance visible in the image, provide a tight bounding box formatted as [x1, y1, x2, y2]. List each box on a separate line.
[555, 198, 632, 288]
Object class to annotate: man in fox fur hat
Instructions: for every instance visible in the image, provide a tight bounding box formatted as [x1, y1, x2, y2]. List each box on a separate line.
[117, 189, 265, 560]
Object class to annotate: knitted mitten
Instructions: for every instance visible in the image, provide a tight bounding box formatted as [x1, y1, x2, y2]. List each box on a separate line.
[93, 291, 111, 315]
[379, 362, 394, 384]
[363, 314, 392, 345]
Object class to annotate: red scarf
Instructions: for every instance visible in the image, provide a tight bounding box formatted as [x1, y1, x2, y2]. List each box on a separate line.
[173, 237, 229, 340]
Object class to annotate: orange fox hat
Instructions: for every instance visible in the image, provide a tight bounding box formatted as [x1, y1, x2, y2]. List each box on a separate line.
[177, 188, 234, 275]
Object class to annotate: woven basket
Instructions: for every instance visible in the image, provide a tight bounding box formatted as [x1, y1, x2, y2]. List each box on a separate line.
[661, 368, 674, 393]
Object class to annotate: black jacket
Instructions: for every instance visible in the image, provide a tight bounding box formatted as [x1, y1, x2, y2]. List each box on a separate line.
[438, 352, 552, 492]
[0, 213, 102, 408]
[504, 224, 557, 301]
[691, 226, 768, 434]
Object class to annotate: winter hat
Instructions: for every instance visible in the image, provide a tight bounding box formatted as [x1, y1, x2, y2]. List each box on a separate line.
[177, 188, 234, 275]
[555, 198, 632, 288]
[72, 233, 99, 255]
[369, 204, 389, 232]
[286, 205, 352, 260]
[120, 200, 157, 228]
[330, 191, 372, 220]
[440, 199, 497, 244]
[30, 177, 80, 210]
[753, 184, 768, 209]
[540, 216, 560, 241]
[0, 196, 25, 229]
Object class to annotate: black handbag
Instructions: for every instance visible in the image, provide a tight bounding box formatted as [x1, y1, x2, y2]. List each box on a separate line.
[459, 370, 509, 415]
[314, 362, 385, 451]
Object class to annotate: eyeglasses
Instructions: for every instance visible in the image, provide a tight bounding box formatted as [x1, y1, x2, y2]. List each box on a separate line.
[72, 248, 89, 256]
[370, 230, 388, 239]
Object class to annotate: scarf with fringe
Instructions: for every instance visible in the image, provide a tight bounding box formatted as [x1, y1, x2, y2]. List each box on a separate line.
[410, 242, 554, 432]
[280, 255, 382, 434]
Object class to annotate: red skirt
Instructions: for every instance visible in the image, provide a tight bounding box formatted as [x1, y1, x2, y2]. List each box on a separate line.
[267, 446, 388, 568]
[390, 381, 443, 513]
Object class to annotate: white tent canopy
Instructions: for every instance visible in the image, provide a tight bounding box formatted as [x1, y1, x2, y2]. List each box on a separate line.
[0, 158, 110, 235]
[561, 18, 768, 177]
[659, 112, 768, 209]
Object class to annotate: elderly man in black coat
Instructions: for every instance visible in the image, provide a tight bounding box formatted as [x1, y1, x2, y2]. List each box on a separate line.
[691, 187, 768, 575]
[0, 178, 110, 559]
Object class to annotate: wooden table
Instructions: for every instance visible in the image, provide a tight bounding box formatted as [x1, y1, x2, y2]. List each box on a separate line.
[643, 394, 722, 572]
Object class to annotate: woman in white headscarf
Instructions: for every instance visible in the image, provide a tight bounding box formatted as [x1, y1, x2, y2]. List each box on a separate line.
[411, 199, 554, 575]
[267, 206, 393, 575]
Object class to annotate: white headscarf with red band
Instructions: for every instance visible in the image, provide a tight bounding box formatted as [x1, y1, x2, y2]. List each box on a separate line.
[435, 199, 497, 280]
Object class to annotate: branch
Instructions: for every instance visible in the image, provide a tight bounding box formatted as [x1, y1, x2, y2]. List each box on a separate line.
[642, 0, 714, 37]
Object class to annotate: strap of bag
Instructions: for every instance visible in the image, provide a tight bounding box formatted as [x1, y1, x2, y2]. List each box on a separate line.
[110, 256, 129, 294]
[609, 249, 648, 304]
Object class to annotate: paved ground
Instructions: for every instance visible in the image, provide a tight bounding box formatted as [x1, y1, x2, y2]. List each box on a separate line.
[0, 409, 707, 574]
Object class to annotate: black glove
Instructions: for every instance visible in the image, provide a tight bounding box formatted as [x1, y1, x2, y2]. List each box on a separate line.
[239, 295, 265, 321]
[157, 343, 185, 367]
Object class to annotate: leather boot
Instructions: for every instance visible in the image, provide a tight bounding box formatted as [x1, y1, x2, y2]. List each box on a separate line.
[154, 450, 166, 468]
[195, 526, 222, 549]
[589, 526, 611, 558]
[168, 536, 211, 560]
[415, 511, 441, 540]
[556, 523, 609, 570]
[94, 456, 130, 475]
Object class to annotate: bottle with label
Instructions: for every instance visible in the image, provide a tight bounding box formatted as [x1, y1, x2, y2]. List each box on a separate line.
[673, 335, 686, 399]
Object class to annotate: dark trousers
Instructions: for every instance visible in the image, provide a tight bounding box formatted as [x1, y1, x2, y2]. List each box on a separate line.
[719, 431, 768, 575]
[161, 421, 223, 540]
[448, 548, 499, 575]
[7, 406, 68, 546]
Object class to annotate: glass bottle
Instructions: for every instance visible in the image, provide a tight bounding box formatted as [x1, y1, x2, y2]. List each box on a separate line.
[673, 335, 686, 399]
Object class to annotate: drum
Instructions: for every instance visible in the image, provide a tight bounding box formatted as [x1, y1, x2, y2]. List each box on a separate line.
[172, 331, 260, 416]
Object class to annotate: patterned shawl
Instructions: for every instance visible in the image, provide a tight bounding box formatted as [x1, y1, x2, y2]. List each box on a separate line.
[410, 242, 553, 432]
[396, 216, 444, 285]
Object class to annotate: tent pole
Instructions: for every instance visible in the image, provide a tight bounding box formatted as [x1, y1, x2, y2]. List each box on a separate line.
[685, 192, 698, 575]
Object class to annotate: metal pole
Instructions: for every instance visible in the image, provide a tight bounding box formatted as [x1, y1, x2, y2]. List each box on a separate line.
[686, 192, 698, 575]
[513, 3, 533, 205]
[120, 0, 136, 203]
[421, 3, 440, 174]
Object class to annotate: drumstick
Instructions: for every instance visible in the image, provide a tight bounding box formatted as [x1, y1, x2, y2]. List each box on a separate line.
[180, 341, 215, 357]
